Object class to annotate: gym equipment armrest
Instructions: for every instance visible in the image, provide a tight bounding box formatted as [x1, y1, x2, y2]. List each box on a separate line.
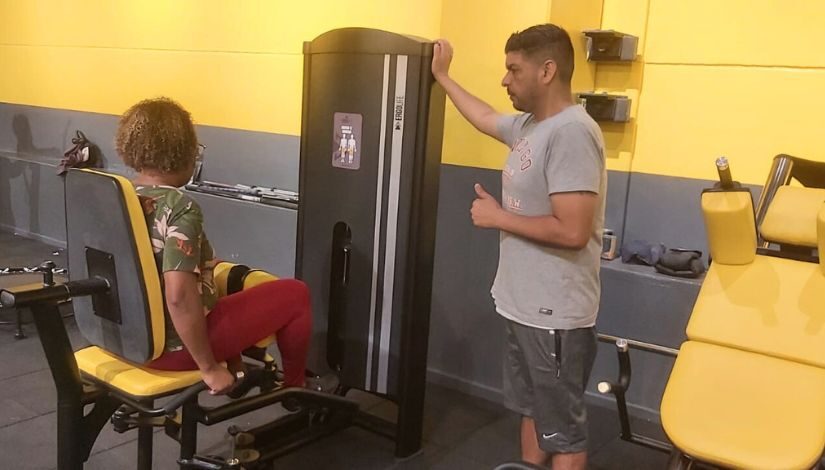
[0, 278, 109, 308]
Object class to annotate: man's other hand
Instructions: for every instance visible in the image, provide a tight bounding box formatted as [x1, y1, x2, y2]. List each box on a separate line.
[471, 183, 503, 228]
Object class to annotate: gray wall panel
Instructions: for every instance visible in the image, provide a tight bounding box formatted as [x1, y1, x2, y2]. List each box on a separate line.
[0, 102, 297, 187]
[596, 260, 698, 349]
[0, 102, 129, 175]
[0, 152, 67, 246]
[427, 164, 503, 395]
[605, 169, 630, 246]
[186, 191, 298, 277]
[0, 102, 300, 247]
[195, 126, 299, 191]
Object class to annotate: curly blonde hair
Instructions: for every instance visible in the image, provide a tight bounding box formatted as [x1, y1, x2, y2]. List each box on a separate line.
[115, 97, 198, 173]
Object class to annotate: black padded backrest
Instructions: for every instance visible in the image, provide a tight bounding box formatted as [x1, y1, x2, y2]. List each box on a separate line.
[66, 169, 165, 362]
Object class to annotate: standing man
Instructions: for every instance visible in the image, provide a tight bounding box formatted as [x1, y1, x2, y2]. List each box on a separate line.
[432, 24, 606, 470]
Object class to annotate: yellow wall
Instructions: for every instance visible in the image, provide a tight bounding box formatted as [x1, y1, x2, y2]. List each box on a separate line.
[5, 1, 821, 184]
[444, 0, 825, 180]
[593, 0, 647, 172]
[0, 0, 442, 136]
[438, 0, 549, 170]
[0, 0, 603, 171]
[601, 0, 825, 184]
[438, 0, 602, 169]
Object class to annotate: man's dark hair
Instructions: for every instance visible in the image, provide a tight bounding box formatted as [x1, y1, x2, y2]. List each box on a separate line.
[505, 24, 574, 84]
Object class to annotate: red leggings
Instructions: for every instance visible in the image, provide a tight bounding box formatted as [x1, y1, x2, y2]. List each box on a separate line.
[148, 279, 312, 387]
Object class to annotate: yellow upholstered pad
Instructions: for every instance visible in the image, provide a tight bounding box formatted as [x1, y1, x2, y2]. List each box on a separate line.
[213, 262, 234, 298]
[662, 341, 825, 470]
[76, 346, 202, 398]
[687, 254, 825, 367]
[760, 185, 825, 247]
[213, 262, 279, 297]
[243, 270, 278, 288]
[701, 191, 756, 265]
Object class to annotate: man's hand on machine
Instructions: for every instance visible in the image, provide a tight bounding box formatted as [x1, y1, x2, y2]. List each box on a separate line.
[431, 39, 454, 81]
[202, 364, 237, 395]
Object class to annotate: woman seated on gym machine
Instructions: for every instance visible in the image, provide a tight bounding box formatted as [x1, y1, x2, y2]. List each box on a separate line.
[115, 97, 320, 398]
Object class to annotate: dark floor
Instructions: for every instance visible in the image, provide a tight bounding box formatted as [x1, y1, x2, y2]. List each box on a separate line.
[0, 230, 671, 469]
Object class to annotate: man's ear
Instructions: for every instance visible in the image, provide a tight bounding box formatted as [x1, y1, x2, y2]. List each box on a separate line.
[541, 59, 557, 84]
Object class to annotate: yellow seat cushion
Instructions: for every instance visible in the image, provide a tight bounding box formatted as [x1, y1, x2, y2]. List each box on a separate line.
[760, 185, 825, 247]
[662, 341, 825, 470]
[75, 346, 203, 398]
[687, 255, 825, 367]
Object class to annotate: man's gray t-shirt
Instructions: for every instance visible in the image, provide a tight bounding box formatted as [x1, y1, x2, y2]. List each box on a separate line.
[492, 105, 606, 330]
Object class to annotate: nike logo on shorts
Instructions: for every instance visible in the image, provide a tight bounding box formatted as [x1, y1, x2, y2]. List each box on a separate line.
[542, 432, 560, 440]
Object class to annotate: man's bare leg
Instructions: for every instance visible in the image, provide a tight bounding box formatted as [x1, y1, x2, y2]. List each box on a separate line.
[551, 451, 587, 470]
[521, 417, 587, 469]
[521, 416, 550, 466]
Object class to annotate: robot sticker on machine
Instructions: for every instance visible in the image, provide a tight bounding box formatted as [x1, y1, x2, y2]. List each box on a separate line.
[333, 112, 363, 170]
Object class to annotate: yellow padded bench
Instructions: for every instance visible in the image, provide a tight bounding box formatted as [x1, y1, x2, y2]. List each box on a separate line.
[686, 254, 825, 368]
[662, 341, 825, 470]
[661, 181, 825, 469]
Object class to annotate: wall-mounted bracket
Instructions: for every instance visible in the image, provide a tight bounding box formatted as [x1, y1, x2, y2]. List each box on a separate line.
[583, 30, 638, 62]
[577, 92, 631, 122]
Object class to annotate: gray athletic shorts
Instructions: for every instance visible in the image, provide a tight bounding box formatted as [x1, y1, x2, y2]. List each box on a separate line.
[502, 319, 597, 454]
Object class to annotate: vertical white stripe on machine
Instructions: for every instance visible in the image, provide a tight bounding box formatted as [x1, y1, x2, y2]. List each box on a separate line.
[365, 54, 391, 388]
[377, 55, 407, 393]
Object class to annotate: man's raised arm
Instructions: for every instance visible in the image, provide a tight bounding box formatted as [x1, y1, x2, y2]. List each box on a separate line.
[432, 39, 503, 142]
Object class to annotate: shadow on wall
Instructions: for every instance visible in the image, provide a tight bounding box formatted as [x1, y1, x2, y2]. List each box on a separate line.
[5, 114, 62, 235]
[0, 158, 20, 231]
[13, 113, 61, 158]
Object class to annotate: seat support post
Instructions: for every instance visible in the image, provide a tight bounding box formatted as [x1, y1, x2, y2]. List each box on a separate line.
[14, 306, 25, 339]
[137, 417, 154, 470]
[29, 298, 121, 469]
[179, 398, 201, 463]
[31, 302, 86, 469]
